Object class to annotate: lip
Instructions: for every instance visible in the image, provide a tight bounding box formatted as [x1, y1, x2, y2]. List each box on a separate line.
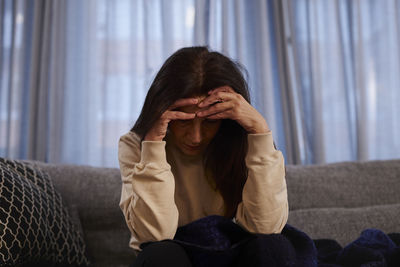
[183, 144, 202, 151]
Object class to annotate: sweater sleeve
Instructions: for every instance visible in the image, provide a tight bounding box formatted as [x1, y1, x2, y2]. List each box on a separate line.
[235, 132, 288, 234]
[118, 132, 179, 250]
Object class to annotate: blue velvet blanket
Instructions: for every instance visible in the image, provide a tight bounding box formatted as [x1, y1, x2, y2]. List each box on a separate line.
[150, 215, 400, 267]
[315, 229, 400, 267]
[170, 215, 317, 267]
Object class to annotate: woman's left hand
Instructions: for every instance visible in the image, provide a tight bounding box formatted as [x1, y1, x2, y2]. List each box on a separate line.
[196, 86, 270, 134]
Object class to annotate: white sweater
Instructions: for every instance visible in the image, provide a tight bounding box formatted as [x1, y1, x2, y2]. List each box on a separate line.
[118, 131, 288, 250]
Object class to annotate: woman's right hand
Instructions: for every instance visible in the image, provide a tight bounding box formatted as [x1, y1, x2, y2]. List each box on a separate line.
[144, 98, 199, 141]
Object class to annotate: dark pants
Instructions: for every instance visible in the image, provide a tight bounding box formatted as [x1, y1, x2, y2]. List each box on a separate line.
[130, 237, 281, 267]
[130, 225, 311, 267]
[131, 240, 192, 267]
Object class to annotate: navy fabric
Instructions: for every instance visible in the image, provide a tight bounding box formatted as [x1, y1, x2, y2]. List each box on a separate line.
[315, 229, 400, 267]
[133, 241, 192, 267]
[163, 215, 318, 267]
[139, 216, 400, 267]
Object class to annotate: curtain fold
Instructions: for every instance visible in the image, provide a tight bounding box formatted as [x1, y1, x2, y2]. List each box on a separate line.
[271, 0, 303, 164]
[197, 0, 287, 156]
[1, 0, 67, 162]
[28, 0, 67, 162]
[284, 0, 400, 164]
[60, 0, 195, 166]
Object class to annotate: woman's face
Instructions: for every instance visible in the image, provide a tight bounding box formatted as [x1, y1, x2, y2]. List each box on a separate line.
[169, 96, 221, 156]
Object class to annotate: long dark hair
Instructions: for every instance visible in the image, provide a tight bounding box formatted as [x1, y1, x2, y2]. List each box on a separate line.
[132, 46, 250, 217]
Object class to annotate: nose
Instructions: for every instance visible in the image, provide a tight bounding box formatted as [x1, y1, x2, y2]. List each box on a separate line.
[188, 120, 202, 144]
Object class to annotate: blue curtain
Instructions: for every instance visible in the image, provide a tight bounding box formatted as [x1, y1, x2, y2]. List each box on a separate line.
[1, 0, 399, 167]
[284, 0, 400, 164]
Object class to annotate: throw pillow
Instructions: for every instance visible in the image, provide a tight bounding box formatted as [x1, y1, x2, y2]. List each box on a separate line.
[0, 157, 90, 266]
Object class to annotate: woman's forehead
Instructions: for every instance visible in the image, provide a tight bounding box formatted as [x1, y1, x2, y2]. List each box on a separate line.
[175, 95, 207, 113]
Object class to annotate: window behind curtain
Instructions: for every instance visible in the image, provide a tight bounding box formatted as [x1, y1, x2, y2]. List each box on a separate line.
[1, 0, 399, 167]
[285, 0, 400, 164]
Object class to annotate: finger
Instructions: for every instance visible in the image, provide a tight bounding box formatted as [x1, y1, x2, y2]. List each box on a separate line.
[165, 110, 196, 121]
[169, 98, 198, 110]
[198, 91, 233, 108]
[196, 101, 233, 117]
[205, 110, 232, 120]
[208, 86, 235, 95]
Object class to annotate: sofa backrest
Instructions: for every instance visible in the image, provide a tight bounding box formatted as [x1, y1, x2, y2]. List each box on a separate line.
[32, 159, 400, 264]
[286, 159, 400, 210]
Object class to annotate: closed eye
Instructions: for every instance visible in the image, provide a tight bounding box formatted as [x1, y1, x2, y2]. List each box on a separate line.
[204, 119, 219, 123]
[177, 120, 192, 125]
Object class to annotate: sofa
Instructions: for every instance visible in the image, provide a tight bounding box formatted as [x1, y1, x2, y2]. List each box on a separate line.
[4, 158, 400, 266]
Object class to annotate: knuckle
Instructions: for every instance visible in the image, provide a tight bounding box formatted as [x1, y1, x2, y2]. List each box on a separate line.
[160, 113, 168, 120]
[231, 109, 239, 118]
[224, 86, 232, 92]
[212, 92, 220, 98]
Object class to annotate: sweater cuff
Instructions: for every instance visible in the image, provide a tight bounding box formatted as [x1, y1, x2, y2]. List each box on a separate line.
[140, 141, 167, 163]
[247, 132, 276, 156]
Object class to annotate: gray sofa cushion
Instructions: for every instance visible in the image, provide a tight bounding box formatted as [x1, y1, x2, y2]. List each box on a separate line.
[288, 203, 400, 246]
[286, 159, 400, 210]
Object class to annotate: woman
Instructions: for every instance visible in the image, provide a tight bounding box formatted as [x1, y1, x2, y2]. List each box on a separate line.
[118, 46, 288, 266]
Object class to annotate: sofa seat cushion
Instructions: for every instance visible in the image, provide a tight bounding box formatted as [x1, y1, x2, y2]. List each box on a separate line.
[0, 158, 90, 266]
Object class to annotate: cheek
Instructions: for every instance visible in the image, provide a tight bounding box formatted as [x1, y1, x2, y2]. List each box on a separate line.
[169, 122, 192, 140]
[169, 122, 183, 138]
[203, 123, 221, 141]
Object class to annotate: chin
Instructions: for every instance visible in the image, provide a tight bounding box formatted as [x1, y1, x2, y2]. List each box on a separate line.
[180, 146, 203, 156]
[182, 150, 202, 156]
